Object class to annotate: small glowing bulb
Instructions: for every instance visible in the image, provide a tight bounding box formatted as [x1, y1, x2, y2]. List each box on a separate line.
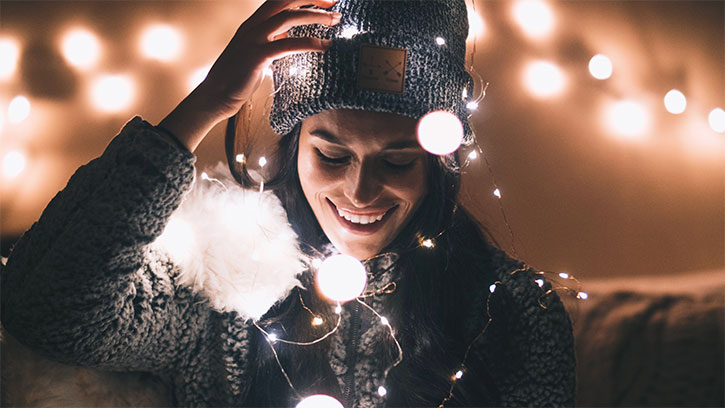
[188, 65, 211, 92]
[466, 101, 479, 110]
[377, 386, 387, 397]
[2, 151, 26, 179]
[462, 88, 468, 99]
[493, 188, 501, 198]
[467, 150, 478, 160]
[455, 370, 464, 379]
[380, 316, 389, 326]
[258, 157, 267, 167]
[0, 37, 20, 80]
[664, 89, 687, 114]
[90, 74, 135, 113]
[263, 66, 273, 78]
[535, 278, 544, 287]
[140, 24, 183, 62]
[312, 316, 324, 326]
[708, 107, 725, 133]
[512, 0, 555, 38]
[201, 172, 209, 180]
[8, 95, 31, 123]
[558, 272, 569, 279]
[61, 28, 100, 70]
[316, 254, 367, 302]
[417, 111, 464, 155]
[236, 153, 245, 163]
[340, 26, 359, 39]
[604, 100, 651, 141]
[334, 304, 343, 314]
[523, 60, 566, 99]
[421, 238, 434, 248]
[588, 54, 613, 80]
[297, 394, 343, 408]
[489, 283, 497, 293]
[577, 291, 589, 300]
[435, 37, 446, 46]
[268, 332, 278, 342]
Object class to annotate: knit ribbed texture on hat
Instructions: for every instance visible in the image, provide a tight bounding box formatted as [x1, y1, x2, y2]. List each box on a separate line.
[269, 0, 475, 144]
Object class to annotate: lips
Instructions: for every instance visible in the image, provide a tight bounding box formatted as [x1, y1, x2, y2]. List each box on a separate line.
[326, 199, 396, 235]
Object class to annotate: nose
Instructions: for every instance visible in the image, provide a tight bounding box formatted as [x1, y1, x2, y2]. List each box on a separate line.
[343, 160, 383, 208]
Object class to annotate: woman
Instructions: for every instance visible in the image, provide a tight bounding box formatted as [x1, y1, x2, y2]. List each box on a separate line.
[0, 0, 575, 406]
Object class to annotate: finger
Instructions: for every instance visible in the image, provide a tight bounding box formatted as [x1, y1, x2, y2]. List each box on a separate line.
[265, 8, 341, 41]
[263, 37, 332, 61]
[250, 0, 338, 26]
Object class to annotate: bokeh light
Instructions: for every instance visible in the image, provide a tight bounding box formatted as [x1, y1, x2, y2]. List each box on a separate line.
[61, 28, 101, 70]
[140, 24, 183, 62]
[512, 0, 555, 38]
[3, 150, 26, 179]
[296, 395, 344, 408]
[188, 64, 211, 92]
[467, 6, 486, 40]
[417, 111, 464, 155]
[8, 95, 31, 123]
[588, 54, 613, 80]
[522, 60, 566, 99]
[604, 100, 651, 141]
[90, 74, 135, 113]
[663, 89, 686, 114]
[316, 254, 367, 302]
[340, 26, 360, 39]
[709, 107, 725, 133]
[0, 37, 20, 80]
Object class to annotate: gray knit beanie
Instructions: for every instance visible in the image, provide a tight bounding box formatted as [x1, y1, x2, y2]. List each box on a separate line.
[269, 0, 475, 145]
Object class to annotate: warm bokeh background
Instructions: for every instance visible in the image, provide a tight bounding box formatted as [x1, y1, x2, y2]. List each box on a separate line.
[0, 0, 722, 281]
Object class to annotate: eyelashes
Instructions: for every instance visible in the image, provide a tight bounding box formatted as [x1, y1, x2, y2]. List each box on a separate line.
[314, 148, 417, 170]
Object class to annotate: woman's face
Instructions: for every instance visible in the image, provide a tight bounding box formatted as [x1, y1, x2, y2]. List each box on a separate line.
[298, 109, 428, 260]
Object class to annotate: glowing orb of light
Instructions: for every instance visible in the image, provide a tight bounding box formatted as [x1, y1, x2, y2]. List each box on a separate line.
[708, 107, 725, 133]
[187, 64, 211, 92]
[3, 151, 26, 179]
[61, 28, 101, 70]
[340, 26, 360, 39]
[512, 0, 555, 39]
[588, 54, 612, 80]
[90, 74, 135, 113]
[8, 95, 31, 123]
[603, 100, 651, 141]
[523, 60, 566, 99]
[0, 37, 20, 80]
[663, 89, 687, 114]
[417, 111, 464, 156]
[378, 386, 388, 396]
[296, 394, 344, 408]
[140, 24, 183, 62]
[435, 37, 446, 46]
[316, 254, 367, 302]
[467, 6, 486, 40]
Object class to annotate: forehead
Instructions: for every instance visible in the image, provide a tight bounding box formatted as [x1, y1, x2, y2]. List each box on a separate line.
[301, 109, 419, 146]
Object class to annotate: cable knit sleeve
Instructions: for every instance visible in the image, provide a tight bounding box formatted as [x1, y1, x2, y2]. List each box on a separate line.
[0, 117, 210, 373]
[470, 251, 576, 407]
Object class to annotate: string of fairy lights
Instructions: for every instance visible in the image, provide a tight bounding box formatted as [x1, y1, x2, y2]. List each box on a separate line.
[0, 1, 722, 407]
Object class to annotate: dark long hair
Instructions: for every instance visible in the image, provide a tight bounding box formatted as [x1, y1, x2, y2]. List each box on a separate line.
[225, 113, 501, 406]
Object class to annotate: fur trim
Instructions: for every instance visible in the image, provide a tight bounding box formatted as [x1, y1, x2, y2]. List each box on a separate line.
[151, 163, 306, 322]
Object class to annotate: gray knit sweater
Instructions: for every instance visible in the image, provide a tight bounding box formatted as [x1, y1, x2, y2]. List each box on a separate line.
[1, 117, 575, 407]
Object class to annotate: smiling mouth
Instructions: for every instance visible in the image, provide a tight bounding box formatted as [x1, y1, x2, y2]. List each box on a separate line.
[326, 199, 397, 234]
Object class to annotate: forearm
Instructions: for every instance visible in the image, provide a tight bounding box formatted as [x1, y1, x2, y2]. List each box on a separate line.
[0, 118, 201, 370]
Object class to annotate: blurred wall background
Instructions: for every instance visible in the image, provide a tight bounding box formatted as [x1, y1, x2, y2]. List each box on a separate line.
[0, 0, 722, 281]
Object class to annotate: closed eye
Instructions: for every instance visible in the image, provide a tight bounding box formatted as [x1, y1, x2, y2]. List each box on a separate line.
[315, 148, 350, 165]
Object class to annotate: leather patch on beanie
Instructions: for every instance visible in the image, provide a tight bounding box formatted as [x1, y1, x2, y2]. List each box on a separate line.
[357, 45, 407, 94]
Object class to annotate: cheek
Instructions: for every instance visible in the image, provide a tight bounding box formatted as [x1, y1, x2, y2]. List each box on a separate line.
[297, 149, 338, 202]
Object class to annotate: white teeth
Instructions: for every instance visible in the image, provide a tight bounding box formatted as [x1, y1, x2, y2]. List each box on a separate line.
[336, 208, 385, 224]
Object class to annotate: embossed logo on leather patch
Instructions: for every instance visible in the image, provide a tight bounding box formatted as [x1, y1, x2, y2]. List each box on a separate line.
[357, 45, 407, 93]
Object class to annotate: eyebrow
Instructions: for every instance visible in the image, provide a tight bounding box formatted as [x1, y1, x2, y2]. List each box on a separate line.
[309, 129, 421, 150]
